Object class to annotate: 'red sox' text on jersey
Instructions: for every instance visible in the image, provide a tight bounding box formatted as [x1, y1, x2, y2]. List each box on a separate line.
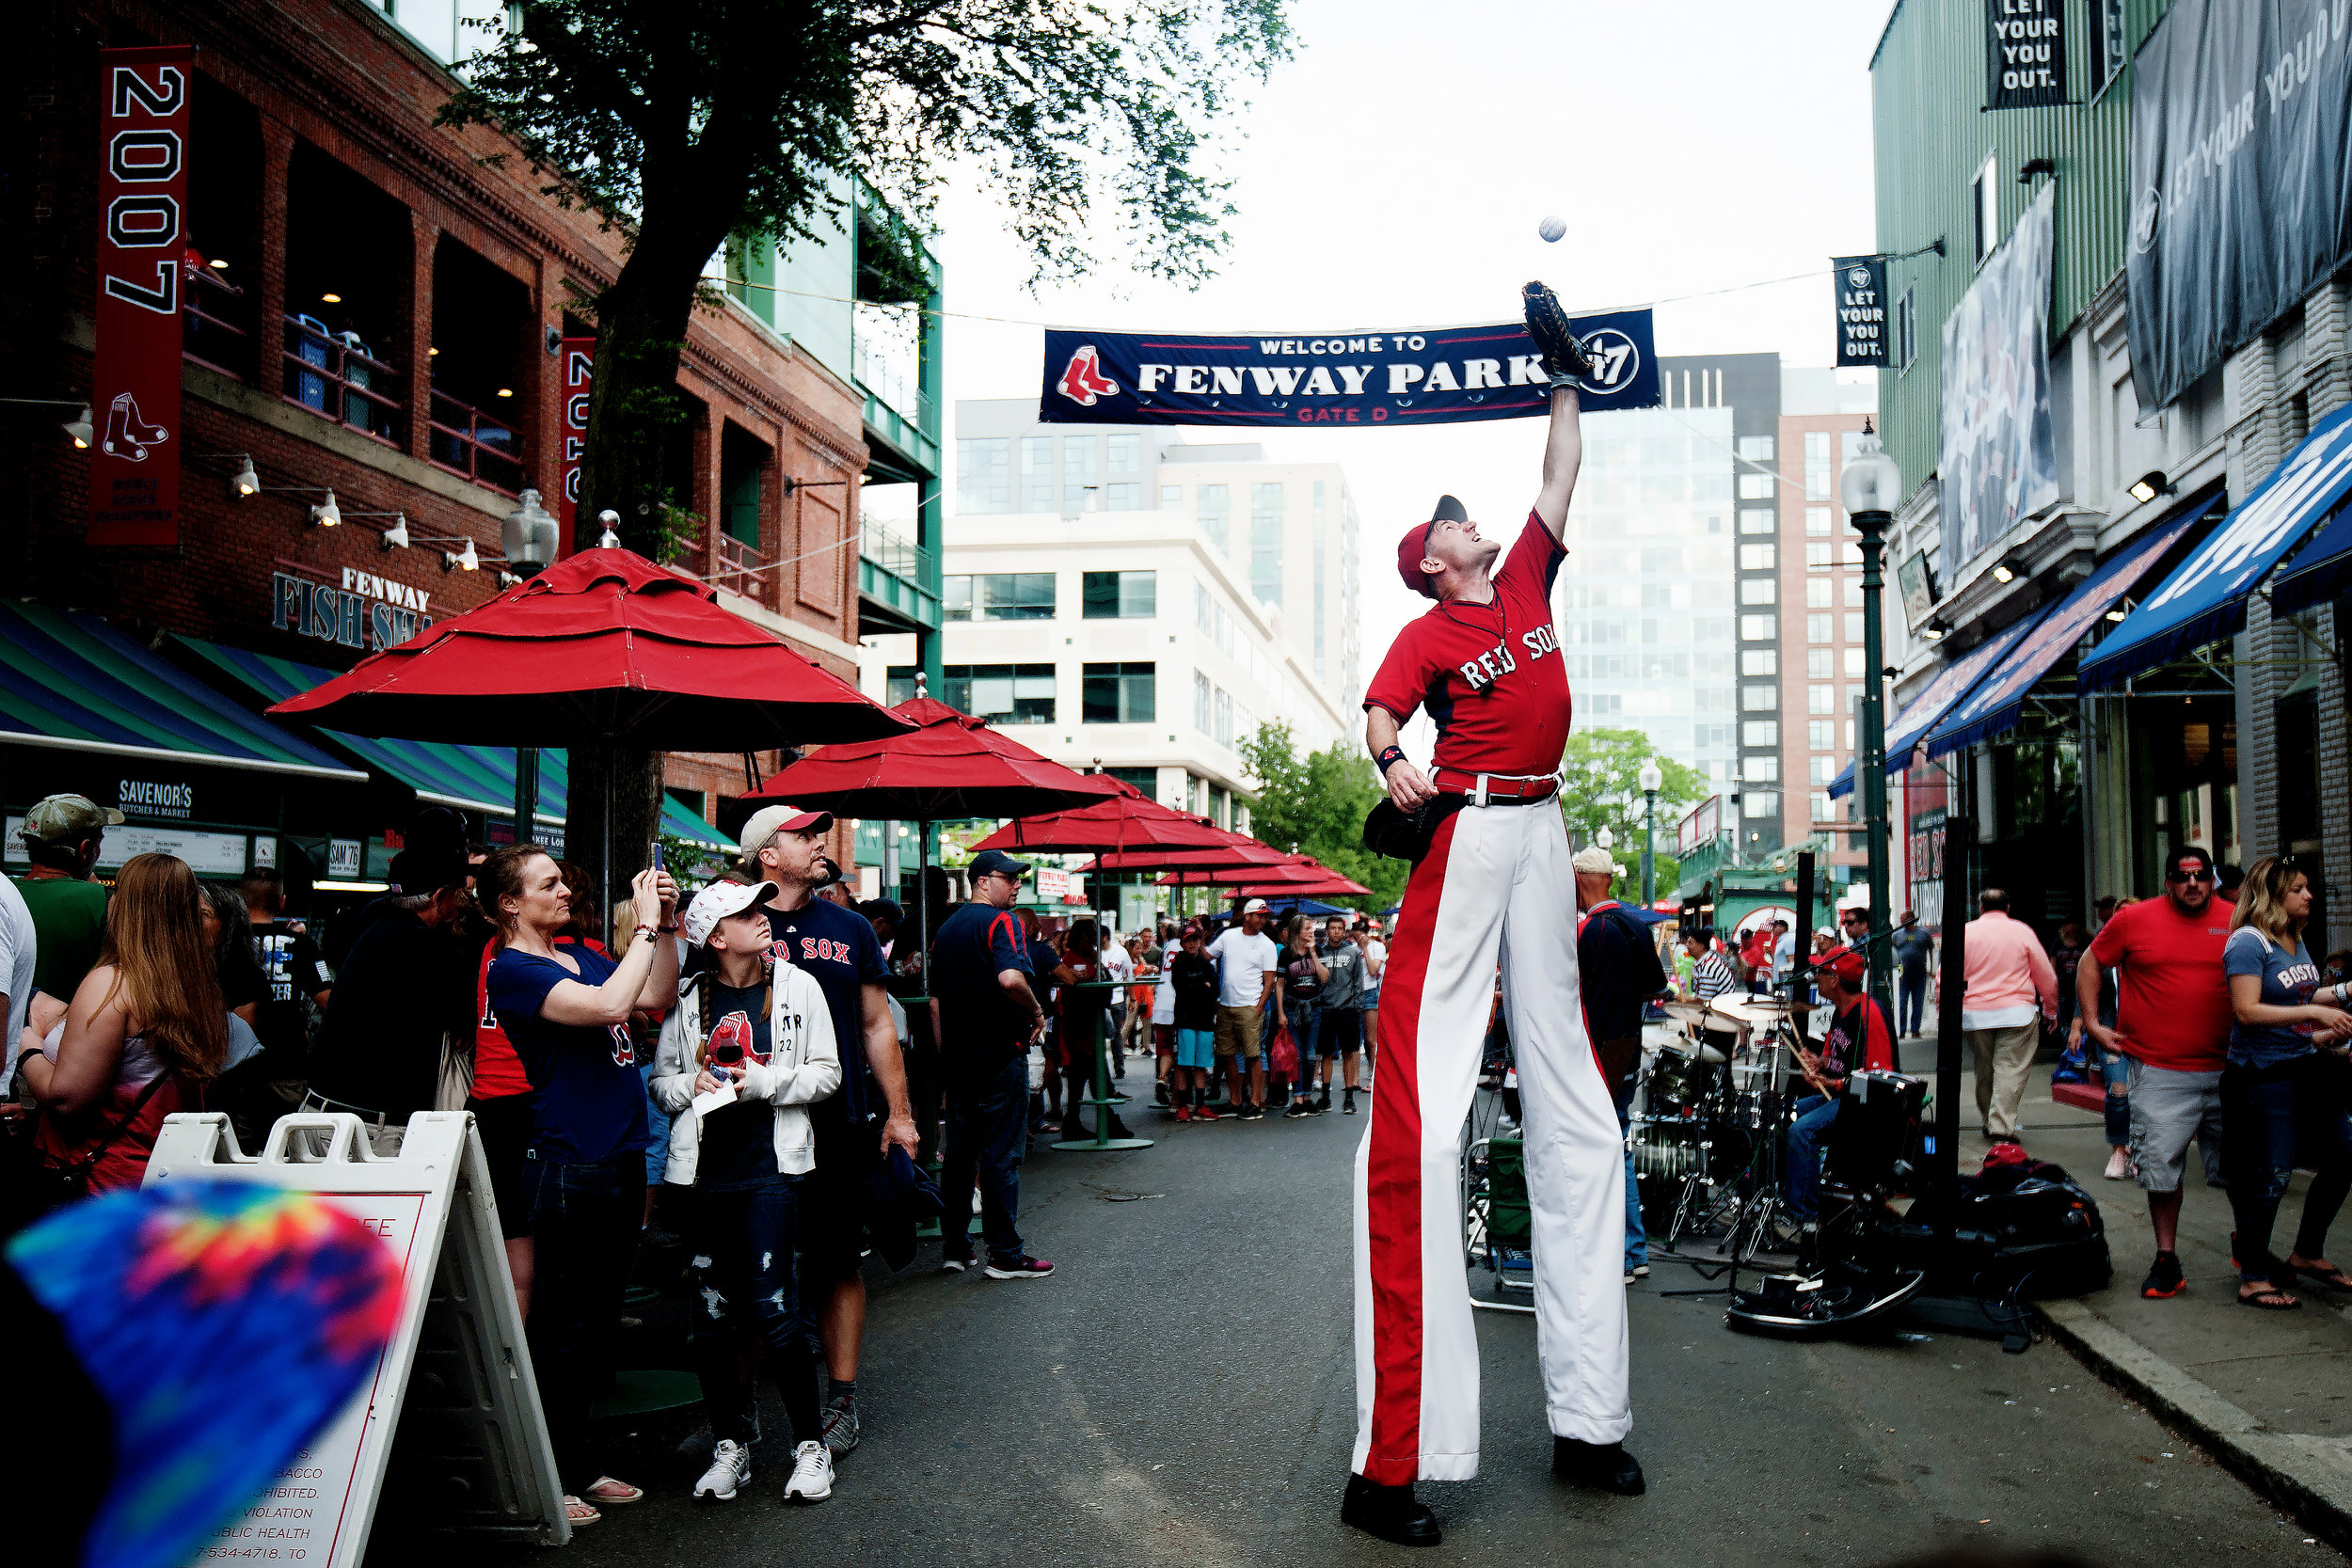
[1363, 510, 1572, 778]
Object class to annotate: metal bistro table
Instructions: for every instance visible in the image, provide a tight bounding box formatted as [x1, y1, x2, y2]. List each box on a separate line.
[1052, 976, 1157, 1152]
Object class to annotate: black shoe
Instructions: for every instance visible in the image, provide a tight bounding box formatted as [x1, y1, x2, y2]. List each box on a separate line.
[1343, 1091, 1359, 1115]
[1284, 1101, 1310, 1119]
[2142, 1250, 2187, 1299]
[1317, 1090, 1332, 1113]
[1239, 1104, 1266, 1121]
[1552, 1436, 1645, 1495]
[1155, 1081, 1170, 1106]
[1340, 1474, 1440, 1546]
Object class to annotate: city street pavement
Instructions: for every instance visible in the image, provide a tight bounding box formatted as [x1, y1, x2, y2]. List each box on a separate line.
[432, 1068, 2329, 1568]
[1900, 1040, 2352, 1542]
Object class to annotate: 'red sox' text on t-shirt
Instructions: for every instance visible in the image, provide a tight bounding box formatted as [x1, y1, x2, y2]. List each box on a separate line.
[1363, 510, 1571, 779]
[2086, 895, 2234, 1072]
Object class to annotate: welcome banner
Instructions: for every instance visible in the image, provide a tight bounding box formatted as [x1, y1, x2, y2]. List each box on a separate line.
[90, 44, 192, 547]
[1039, 307, 1658, 428]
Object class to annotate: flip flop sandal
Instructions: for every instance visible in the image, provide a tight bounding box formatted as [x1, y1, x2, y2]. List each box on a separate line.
[563, 1496, 603, 1526]
[584, 1477, 644, 1505]
[2292, 1261, 2352, 1291]
[2237, 1286, 2302, 1310]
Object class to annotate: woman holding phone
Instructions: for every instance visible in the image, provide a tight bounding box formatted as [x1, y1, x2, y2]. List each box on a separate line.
[483, 844, 678, 1528]
[650, 879, 841, 1504]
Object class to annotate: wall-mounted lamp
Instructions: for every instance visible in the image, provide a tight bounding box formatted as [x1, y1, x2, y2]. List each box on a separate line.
[1921, 618, 1947, 641]
[381, 515, 409, 550]
[230, 455, 259, 497]
[64, 407, 93, 449]
[444, 538, 480, 573]
[2128, 470, 2172, 504]
[310, 488, 342, 527]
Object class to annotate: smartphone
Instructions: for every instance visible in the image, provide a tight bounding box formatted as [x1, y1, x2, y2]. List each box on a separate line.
[650, 841, 665, 872]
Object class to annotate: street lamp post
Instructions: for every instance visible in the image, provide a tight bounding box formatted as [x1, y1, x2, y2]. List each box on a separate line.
[1839, 419, 1904, 1023]
[1638, 760, 1662, 911]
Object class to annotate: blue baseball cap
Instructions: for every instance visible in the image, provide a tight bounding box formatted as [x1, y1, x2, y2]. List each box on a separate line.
[969, 848, 1031, 881]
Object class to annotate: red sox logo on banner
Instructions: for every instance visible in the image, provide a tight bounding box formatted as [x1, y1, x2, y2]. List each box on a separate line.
[1056, 344, 1119, 406]
[90, 45, 193, 548]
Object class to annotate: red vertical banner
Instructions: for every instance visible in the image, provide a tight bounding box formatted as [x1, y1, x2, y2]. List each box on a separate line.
[558, 336, 594, 555]
[89, 44, 193, 547]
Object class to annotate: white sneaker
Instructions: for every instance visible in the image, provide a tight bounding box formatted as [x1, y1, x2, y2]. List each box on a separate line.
[2104, 1147, 2130, 1181]
[693, 1439, 749, 1502]
[785, 1439, 834, 1503]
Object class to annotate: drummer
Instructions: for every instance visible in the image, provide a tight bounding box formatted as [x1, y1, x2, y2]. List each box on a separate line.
[1785, 949, 1898, 1243]
[1679, 927, 1741, 1061]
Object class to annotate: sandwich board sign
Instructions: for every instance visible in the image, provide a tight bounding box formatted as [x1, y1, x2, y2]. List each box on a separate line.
[145, 1111, 569, 1564]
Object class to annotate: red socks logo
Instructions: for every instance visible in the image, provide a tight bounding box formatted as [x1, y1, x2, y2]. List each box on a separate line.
[1057, 344, 1119, 406]
[102, 391, 168, 461]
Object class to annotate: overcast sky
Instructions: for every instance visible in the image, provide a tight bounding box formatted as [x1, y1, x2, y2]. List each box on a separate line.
[918, 0, 1884, 717]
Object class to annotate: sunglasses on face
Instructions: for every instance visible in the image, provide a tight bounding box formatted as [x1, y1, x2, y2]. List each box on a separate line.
[2166, 868, 2212, 883]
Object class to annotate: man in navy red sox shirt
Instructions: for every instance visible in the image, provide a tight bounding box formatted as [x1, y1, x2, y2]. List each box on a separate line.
[1343, 370, 1641, 1548]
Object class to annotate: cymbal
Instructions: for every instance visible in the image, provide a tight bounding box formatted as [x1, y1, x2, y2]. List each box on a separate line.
[1661, 1001, 1711, 1025]
[1701, 996, 1769, 1026]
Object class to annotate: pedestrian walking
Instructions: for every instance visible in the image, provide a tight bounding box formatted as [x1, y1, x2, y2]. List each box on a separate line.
[1315, 916, 1367, 1116]
[648, 878, 842, 1503]
[1572, 847, 1666, 1283]
[10, 794, 119, 1008]
[740, 804, 917, 1460]
[2217, 857, 2352, 1309]
[1956, 889, 2058, 1143]
[483, 844, 679, 1528]
[2081, 845, 2235, 1301]
[2071, 908, 2132, 1180]
[1892, 911, 1933, 1040]
[1346, 350, 1636, 1550]
[1206, 899, 1279, 1120]
[1279, 923, 1327, 1119]
[929, 848, 1055, 1279]
[22, 853, 226, 1199]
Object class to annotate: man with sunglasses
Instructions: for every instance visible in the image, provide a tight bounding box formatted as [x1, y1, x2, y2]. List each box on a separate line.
[2084, 844, 2235, 1300]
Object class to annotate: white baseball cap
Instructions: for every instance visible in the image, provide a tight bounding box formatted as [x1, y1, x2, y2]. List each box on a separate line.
[738, 802, 834, 862]
[1570, 846, 1615, 876]
[1240, 898, 1270, 914]
[681, 879, 779, 948]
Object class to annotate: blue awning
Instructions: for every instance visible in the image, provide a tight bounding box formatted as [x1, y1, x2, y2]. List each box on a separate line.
[1826, 608, 2053, 800]
[2271, 498, 2352, 619]
[1922, 497, 2218, 761]
[2081, 402, 2352, 689]
[0, 601, 365, 783]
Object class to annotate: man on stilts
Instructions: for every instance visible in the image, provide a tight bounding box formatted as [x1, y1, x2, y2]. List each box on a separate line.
[1342, 283, 1641, 1547]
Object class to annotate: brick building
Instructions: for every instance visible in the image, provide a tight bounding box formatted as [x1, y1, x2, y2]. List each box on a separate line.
[3, 0, 944, 901]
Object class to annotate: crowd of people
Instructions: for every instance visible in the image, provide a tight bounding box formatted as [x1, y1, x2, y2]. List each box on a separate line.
[0, 790, 1396, 1521]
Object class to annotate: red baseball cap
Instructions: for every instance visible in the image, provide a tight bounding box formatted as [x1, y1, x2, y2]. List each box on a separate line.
[1820, 948, 1867, 987]
[1396, 495, 1470, 598]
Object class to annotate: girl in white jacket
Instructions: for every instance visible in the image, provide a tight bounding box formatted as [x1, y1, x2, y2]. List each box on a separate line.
[649, 880, 841, 1505]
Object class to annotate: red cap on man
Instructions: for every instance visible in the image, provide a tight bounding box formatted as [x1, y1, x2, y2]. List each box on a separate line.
[1820, 948, 1867, 988]
[1396, 495, 1470, 598]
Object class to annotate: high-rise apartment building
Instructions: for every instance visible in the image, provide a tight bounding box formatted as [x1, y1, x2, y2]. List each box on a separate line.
[1772, 372, 1879, 882]
[1558, 355, 1779, 797]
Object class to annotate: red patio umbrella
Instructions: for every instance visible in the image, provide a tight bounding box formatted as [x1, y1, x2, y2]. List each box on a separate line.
[268, 548, 907, 749]
[268, 548, 911, 912]
[746, 696, 1120, 819]
[969, 786, 1233, 857]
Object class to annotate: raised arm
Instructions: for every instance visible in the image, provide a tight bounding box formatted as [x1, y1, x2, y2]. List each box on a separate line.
[1533, 385, 1582, 540]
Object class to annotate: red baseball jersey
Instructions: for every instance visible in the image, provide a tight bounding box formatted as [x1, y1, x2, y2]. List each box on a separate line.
[1364, 509, 1571, 777]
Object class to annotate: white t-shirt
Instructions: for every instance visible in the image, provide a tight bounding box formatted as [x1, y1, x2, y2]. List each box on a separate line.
[0, 876, 35, 1092]
[1151, 968, 1177, 1026]
[1205, 927, 1279, 1007]
[1364, 940, 1389, 990]
[1102, 944, 1135, 983]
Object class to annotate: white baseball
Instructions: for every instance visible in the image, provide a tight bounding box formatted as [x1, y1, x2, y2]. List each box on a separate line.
[1538, 214, 1566, 243]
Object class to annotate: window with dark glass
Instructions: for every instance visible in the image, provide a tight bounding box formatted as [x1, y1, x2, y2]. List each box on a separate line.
[1084, 662, 1156, 723]
[944, 572, 1055, 622]
[1083, 570, 1156, 618]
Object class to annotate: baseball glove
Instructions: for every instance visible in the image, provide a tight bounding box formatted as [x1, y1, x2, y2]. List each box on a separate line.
[1522, 280, 1594, 383]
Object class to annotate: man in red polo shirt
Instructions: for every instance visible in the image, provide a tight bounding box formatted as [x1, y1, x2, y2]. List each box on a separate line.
[2083, 844, 2235, 1300]
[1344, 327, 1636, 1550]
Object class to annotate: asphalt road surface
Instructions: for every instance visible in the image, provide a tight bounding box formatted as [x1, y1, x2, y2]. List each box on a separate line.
[431, 1088, 2334, 1568]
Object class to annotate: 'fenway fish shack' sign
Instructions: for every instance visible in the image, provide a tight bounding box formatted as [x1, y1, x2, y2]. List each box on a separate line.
[272, 567, 433, 651]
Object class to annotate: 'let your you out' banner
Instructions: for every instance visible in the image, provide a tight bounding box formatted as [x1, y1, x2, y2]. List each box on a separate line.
[1039, 308, 1658, 427]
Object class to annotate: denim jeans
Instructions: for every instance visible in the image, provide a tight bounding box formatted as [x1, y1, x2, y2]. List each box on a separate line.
[1613, 1089, 1645, 1271]
[1291, 1000, 1321, 1066]
[523, 1149, 645, 1494]
[943, 1054, 1030, 1265]
[689, 1180, 820, 1447]
[2221, 1054, 2352, 1282]
[1784, 1094, 1841, 1224]
[1899, 969, 1929, 1037]
[2098, 1042, 2132, 1147]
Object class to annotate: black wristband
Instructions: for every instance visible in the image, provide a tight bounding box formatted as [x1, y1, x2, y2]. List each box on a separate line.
[1375, 746, 1406, 775]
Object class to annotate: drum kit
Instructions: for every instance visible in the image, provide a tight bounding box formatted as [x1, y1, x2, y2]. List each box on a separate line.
[1633, 991, 1814, 1260]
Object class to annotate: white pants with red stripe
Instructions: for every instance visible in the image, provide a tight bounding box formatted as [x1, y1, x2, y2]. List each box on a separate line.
[1351, 797, 1630, 1484]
